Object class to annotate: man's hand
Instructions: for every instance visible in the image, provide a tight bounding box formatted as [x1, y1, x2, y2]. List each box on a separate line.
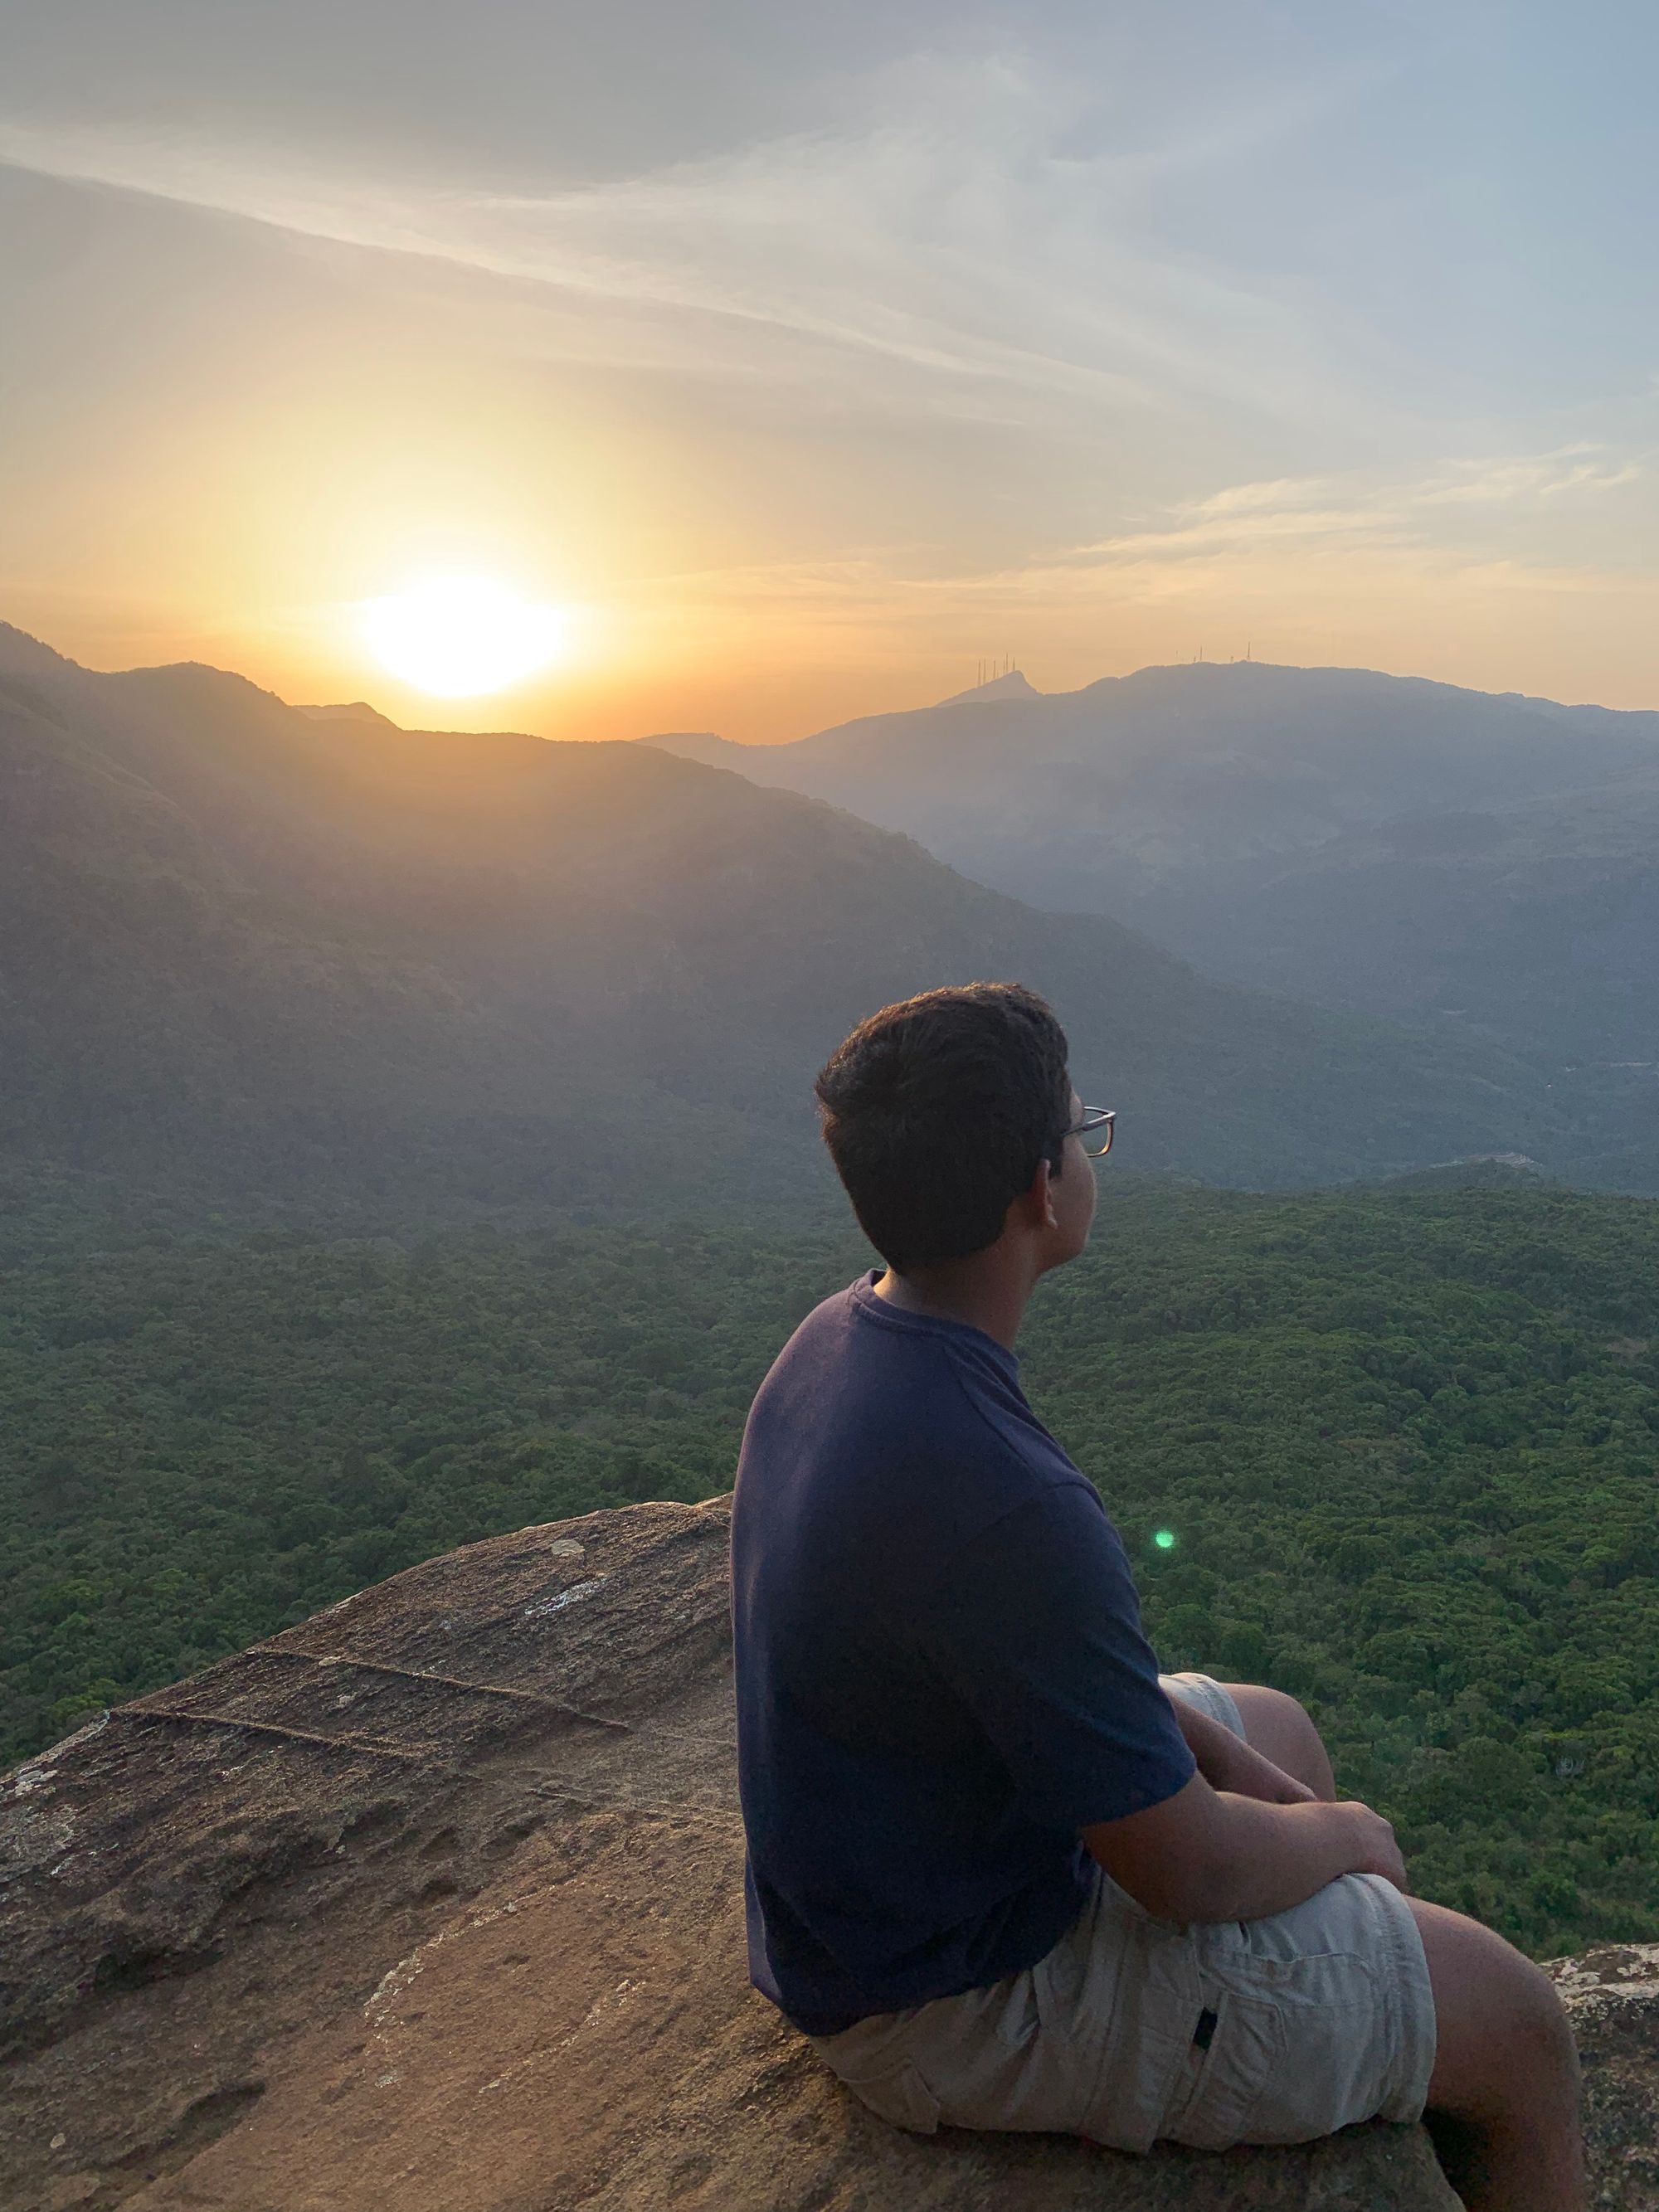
[1326, 1798, 1410, 1893]
[1169, 1694, 1316, 1806]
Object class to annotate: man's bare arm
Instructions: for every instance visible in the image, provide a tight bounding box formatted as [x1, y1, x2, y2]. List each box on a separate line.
[1167, 1694, 1314, 1805]
[1083, 1771, 1407, 1925]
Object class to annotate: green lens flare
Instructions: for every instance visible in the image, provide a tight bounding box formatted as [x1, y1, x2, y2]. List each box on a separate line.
[1153, 1529, 1177, 1551]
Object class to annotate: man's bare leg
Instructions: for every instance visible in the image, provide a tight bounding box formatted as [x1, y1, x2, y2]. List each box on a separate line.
[1411, 1899, 1583, 2212]
[1221, 1685, 1584, 2205]
[1219, 1681, 1338, 1801]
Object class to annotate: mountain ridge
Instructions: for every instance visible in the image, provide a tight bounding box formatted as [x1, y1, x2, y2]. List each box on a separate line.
[1, 624, 1584, 1216]
[644, 658, 1659, 822]
[641, 659, 1659, 1159]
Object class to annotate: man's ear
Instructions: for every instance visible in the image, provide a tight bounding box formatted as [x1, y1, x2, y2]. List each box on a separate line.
[1004, 1158, 1058, 1240]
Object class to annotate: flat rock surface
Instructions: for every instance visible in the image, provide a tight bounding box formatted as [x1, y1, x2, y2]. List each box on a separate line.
[0, 1499, 1645, 2210]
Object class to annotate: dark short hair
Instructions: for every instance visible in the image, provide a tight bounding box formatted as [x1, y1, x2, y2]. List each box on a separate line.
[815, 983, 1073, 1271]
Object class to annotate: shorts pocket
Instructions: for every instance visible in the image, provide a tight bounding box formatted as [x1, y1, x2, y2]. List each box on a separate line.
[1158, 1990, 1287, 2151]
[834, 2056, 944, 2136]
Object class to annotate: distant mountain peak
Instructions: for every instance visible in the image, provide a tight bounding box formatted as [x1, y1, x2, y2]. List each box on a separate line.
[294, 702, 401, 729]
[937, 669, 1041, 707]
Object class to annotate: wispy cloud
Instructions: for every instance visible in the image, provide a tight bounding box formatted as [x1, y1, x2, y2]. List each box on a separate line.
[1414, 449, 1642, 506]
[604, 442, 1650, 626]
[1064, 445, 1649, 566]
[0, 58, 1362, 426]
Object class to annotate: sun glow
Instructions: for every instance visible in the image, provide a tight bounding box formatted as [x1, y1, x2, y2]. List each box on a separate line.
[360, 576, 566, 696]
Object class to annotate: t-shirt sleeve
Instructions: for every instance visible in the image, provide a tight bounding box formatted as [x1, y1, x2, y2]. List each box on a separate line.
[919, 1483, 1196, 1833]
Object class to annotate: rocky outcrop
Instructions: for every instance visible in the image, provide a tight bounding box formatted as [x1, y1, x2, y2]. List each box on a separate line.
[1547, 1947, 1659, 2207]
[0, 1499, 1652, 2211]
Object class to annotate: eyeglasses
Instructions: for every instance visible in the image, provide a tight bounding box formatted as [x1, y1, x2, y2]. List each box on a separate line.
[1068, 1106, 1117, 1158]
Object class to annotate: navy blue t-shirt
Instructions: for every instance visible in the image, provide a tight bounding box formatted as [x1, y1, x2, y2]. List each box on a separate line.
[731, 1274, 1195, 2035]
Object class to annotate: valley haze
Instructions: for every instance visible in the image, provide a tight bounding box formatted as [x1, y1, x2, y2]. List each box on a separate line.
[8, 621, 1659, 1221]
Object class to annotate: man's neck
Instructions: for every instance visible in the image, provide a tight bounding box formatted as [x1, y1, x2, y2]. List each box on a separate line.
[873, 1257, 1036, 1351]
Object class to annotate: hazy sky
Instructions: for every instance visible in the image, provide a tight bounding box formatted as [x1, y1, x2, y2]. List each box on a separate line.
[3, 1, 1657, 738]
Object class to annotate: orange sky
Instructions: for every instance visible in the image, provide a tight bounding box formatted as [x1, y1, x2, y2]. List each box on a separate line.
[4, 12, 1659, 741]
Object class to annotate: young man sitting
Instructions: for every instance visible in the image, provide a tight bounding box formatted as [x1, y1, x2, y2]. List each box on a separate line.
[730, 984, 1584, 2211]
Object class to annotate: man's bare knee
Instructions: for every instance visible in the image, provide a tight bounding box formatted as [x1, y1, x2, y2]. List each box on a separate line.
[1415, 1899, 1579, 2122]
[1220, 1682, 1338, 1800]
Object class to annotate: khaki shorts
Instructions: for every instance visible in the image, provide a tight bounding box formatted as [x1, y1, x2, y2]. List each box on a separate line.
[811, 1672, 1436, 2153]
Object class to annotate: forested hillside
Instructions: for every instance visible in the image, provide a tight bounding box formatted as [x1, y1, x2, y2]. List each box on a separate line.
[4, 1173, 1656, 1962]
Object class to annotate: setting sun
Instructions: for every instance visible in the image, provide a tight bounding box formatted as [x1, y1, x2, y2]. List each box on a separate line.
[360, 576, 565, 697]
